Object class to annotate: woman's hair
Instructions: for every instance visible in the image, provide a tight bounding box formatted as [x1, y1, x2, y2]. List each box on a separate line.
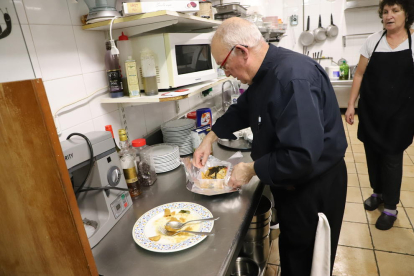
[213, 18, 265, 51]
[378, 0, 414, 29]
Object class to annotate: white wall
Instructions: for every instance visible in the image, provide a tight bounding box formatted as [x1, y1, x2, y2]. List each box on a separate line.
[279, 0, 383, 67]
[1, 0, 219, 145]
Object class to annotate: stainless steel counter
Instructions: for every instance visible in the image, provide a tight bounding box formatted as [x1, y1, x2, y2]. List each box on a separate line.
[92, 143, 264, 276]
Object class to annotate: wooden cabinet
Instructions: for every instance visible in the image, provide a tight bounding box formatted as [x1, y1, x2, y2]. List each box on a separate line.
[0, 79, 97, 276]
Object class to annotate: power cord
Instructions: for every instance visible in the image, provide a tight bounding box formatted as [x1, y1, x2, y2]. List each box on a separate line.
[66, 133, 94, 196]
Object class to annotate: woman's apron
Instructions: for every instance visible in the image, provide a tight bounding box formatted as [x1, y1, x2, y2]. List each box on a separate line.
[358, 29, 414, 154]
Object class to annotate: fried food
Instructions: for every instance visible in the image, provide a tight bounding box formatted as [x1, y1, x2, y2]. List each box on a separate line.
[201, 166, 228, 179]
[149, 235, 161, 241]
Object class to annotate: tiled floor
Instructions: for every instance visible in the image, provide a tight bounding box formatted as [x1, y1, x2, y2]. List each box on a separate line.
[264, 114, 414, 276]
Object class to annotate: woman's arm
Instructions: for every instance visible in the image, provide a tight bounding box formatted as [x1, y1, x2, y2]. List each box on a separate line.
[345, 55, 369, 125]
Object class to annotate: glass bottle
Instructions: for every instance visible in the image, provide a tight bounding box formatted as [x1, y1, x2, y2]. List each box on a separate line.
[132, 139, 157, 186]
[105, 41, 124, 98]
[105, 125, 120, 152]
[118, 129, 141, 198]
[140, 48, 158, 96]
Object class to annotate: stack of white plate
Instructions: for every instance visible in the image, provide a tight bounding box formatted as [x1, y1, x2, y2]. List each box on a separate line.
[161, 119, 195, 156]
[149, 144, 181, 173]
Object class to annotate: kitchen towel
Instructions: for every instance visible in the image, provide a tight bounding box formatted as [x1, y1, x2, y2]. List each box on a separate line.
[310, 213, 331, 276]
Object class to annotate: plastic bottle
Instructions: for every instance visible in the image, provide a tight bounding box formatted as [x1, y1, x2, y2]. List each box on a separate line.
[105, 41, 124, 98]
[117, 32, 133, 96]
[131, 138, 157, 187]
[118, 129, 141, 198]
[340, 60, 349, 80]
[140, 48, 158, 96]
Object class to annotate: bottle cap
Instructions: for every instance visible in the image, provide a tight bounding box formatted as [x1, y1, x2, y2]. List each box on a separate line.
[187, 111, 196, 119]
[105, 125, 114, 138]
[132, 138, 146, 147]
[119, 32, 128, 41]
[118, 129, 128, 141]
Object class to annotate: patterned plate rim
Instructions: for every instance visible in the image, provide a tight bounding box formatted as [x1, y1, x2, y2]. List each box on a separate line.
[132, 202, 214, 253]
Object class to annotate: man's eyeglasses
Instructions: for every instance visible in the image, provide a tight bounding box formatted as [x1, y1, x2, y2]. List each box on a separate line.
[219, 44, 249, 70]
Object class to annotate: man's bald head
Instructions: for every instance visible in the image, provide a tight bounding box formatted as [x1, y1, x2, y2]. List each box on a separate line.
[212, 17, 265, 51]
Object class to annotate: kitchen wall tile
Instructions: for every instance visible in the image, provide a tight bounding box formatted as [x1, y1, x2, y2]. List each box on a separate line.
[58, 120, 95, 142]
[67, 0, 89, 26]
[20, 25, 42, 79]
[189, 93, 203, 108]
[161, 101, 177, 123]
[12, 0, 28, 25]
[22, 0, 71, 25]
[30, 25, 82, 81]
[73, 26, 106, 74]
[0, 24, 35, 83]
[92, 110, 123, 138]
[178, 98, 190, 115]
[143, 103, 163, 134]
[43, 75, 92, 130]
[83, 71, 116, 117]
[124, 106, 147, 142]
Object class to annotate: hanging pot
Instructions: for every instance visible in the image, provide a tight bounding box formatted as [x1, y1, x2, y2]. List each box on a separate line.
[299, 16, 314, 46]
[313, 15, 327, 42]
[326, 14, 339, 38]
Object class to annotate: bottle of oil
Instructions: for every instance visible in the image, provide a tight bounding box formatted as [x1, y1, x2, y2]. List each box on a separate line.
[118, 129, 141, 198]
[140, 48, 158, 96]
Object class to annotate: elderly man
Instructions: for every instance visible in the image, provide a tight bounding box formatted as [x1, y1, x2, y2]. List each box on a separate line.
[193, 18, 348, 275]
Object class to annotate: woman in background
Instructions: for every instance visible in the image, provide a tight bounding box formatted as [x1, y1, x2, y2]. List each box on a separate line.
[345, 0, 414, 230]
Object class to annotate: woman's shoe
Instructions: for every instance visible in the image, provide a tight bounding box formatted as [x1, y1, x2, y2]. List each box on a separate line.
[375, 211, 398, 230]
[363, 194, 384, 211]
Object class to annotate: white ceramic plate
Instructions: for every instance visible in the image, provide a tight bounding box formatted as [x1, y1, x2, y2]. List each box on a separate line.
[150, 144, 178, 157]
[132, 202, 214, 253]
[162, 119, 195, 130]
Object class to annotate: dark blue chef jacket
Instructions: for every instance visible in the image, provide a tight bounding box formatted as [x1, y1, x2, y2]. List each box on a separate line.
[212, 44, 348, 188]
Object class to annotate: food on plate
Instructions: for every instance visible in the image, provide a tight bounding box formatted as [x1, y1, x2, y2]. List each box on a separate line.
[201, 166, 228, 179]
[150, 209, 200, 242]
[149, 235, 161, 241]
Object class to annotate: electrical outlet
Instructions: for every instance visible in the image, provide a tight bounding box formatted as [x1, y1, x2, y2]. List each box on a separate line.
[290, 15, 298, 26]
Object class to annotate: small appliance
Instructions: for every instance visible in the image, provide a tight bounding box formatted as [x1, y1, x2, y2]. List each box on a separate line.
[131, 33, 218, 90]
[84, 0, 121, 24]
[61, 131, 132, 248]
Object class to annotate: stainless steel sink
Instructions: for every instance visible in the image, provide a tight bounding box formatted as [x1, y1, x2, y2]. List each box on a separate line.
[330, 80, 357, 108]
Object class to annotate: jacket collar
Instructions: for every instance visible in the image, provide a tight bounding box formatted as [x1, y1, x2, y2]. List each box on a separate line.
[252, 44, 278, 84]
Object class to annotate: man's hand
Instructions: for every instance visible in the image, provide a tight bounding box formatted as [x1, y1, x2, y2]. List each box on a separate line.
[192, 131, 218, 168]
[227, 162, 256, 189]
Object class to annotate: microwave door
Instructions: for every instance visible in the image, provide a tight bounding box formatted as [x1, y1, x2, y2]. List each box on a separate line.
[175, 44, 212, 75]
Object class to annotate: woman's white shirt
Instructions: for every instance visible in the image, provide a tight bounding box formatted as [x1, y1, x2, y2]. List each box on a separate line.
[360, 30, 414, 59]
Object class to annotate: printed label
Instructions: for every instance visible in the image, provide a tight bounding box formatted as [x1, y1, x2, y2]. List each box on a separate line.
[107, 70, 123, 92]
[123, 167, 138, 183]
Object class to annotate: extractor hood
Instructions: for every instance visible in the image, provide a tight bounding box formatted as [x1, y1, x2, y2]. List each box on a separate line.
[345, 0, 380, 10]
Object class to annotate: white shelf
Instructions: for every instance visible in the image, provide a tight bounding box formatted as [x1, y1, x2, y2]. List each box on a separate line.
[82, 10, 222, 35]
[100, 77, 231, 107]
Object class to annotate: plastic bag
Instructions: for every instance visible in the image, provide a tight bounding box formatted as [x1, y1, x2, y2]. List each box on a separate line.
[181, 155, 231, 190]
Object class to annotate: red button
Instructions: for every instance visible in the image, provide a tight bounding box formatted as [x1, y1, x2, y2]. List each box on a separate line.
[124, 202, 128, 207]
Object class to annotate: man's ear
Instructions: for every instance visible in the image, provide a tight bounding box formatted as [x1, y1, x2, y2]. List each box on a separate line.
[236, 45, 249, 61]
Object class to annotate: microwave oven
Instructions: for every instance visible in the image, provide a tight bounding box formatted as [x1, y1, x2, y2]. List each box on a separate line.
[131, 33, 218, 90]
